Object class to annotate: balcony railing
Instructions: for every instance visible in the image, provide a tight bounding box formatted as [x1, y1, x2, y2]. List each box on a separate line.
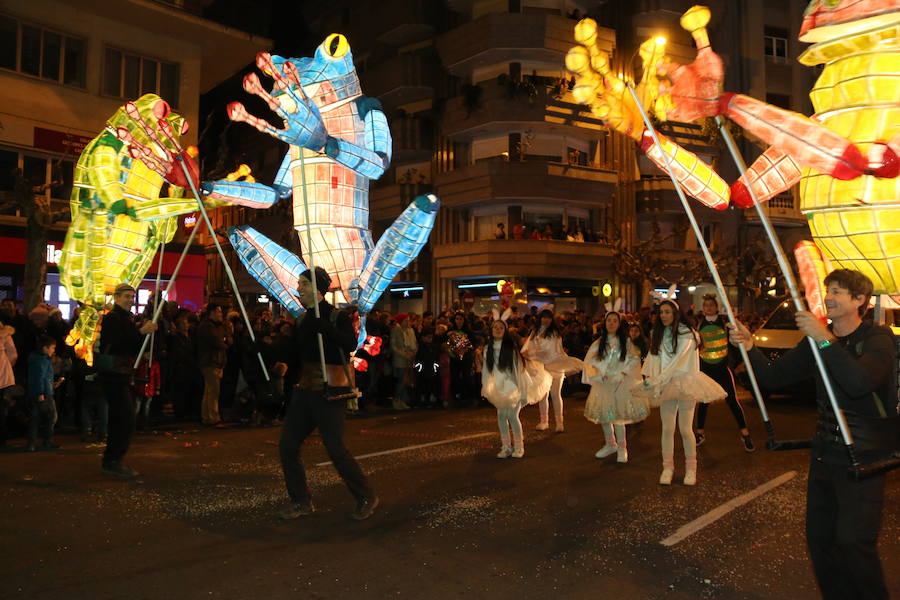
[434, 159, 617, 207]
[436, 12, 614, 74]
[363, 52, 438, 106]
[434, 238, 614, 280]
[442, 82, 608, 139]
[374, 0, 437, 46]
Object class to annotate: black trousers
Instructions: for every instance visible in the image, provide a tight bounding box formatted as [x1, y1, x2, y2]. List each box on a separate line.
[806, 456, 888, 600]
[100, 380, 135, 465]
[696, 364, 747, 431]
[279, 388, 373, 504]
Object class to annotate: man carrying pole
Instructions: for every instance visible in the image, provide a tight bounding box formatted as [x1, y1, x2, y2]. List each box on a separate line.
[729, 269, 897, 599]
[277, 267, 378, 521]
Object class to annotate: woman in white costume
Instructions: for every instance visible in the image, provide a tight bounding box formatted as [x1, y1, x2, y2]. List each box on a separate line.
[583, 306, 646, 463]
[482, 318, 550, 458]
[521, 309, 582, 432]
[636, 299, 725, 486]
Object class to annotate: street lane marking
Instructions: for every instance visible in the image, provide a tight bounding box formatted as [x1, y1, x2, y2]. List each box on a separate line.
[659, 470, 797, 547]
[316, 432, 495, 466]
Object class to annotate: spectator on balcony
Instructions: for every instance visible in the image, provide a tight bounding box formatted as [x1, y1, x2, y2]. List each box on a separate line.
[583, 228, 597, 243]
[543, 224, 555, 240]
[495, 223, 506, 240]
[529, 226, 541, 240]
[572, 226, 585, 242]
[512, 223, 524, 240]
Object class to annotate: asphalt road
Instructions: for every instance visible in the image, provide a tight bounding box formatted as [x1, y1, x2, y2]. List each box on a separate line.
[1, 393, 898, 599]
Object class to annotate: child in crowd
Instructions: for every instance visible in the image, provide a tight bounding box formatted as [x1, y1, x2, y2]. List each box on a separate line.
[27, 335, 61, 452]
[414, 329, 440, 407]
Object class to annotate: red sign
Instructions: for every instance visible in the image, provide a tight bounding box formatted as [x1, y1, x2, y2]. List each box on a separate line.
[33, 127, 93, 156]
[462, 290, 475, 307]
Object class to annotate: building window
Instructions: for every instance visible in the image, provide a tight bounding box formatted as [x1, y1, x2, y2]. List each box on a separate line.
[0, 14, 86, 87]
[0, 146, 75, 217]
[764, 28, 788, 64]
[103, 47, 180, 107]
[766, 93, 791, 110]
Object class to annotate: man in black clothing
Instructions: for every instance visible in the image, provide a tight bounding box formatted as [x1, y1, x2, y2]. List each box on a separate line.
[97, 283, 157, 478]
[278, 267, 378, 521]
[729, 269, 896, 600]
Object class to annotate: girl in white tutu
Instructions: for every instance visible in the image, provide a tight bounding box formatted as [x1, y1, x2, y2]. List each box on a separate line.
[521, 309, 582, 432]
[482, 318, 551, 458]
[583, 307, 647, 463]
[635, 299, 725, 486]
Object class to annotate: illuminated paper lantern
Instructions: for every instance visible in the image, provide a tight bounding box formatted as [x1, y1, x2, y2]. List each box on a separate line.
[59, 94, 273, 363]
[567, 2, 900, 293]
[205, 34, 440, 343]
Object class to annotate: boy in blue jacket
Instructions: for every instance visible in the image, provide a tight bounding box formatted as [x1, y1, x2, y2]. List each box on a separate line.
[27, 335, 60, 451]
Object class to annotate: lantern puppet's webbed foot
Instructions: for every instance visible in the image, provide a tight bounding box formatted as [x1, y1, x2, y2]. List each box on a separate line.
[355, 194, 441, 315]
[227, 226, 307, 317]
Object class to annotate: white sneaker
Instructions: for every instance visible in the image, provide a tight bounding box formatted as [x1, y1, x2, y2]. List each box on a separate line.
[659, 468, 674, 485]
[616, 448, 628, 463]
[511, 447, 525, 459]
[496, 447, 512, 459]
[683, 469, 697, 486]
[594, 445, 617, 458]
[535, 422, 550, 431]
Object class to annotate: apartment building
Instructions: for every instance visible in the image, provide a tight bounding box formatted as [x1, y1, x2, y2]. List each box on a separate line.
[0, 0, 269, 314]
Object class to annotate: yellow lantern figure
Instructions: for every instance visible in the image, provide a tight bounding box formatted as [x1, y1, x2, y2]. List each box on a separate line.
[59, 94, 271, 363]
[567, 2, 900, 294]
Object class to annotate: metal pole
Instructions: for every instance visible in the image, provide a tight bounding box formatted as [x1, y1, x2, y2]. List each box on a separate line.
[295, 147, 329, 384]
[715, 116, 856, 463]
[145, 240, 165, 373]
[133, 217, 203, 370]
[625, 82, 774, 443]
[176, 155, 270, 382]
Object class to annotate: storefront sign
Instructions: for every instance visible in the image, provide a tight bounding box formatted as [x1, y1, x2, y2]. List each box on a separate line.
[33, 127, 93, 156]
[46, 243, 62, 265]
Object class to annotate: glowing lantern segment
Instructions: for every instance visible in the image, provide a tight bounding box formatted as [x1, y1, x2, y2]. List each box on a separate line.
[58, 94, 273, 363]
[567, 2, 900, 294]
[203, 35, 440, 343]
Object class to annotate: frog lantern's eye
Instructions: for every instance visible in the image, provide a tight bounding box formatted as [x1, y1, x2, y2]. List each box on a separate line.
[323, 33, 349, 58]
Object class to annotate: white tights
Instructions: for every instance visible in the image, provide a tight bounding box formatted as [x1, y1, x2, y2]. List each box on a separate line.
[498, 404, 524, 450]
[600, 422, 627, 448]
[659, 397, 697, 471]
[538, 374, 564, 425]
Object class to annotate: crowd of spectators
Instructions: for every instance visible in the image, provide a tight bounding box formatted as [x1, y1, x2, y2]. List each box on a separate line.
[495, 222, 607, 243]
[0, 294, 770, 448]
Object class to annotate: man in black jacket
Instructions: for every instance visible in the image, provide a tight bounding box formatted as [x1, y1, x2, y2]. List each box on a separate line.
[98, 283, 157, 478]
[729, 269, 896, 599]
[278, 267, 378, 521]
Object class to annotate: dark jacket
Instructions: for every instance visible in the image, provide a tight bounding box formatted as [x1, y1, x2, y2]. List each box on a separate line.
[98, 304, 144, 383]
[27, 352, 54, 399]
[195, 318, 230, 369]
[747, 320, 897, 463]
[290, 301, 356, 389]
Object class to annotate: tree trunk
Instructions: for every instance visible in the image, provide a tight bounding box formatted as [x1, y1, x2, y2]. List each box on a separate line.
[23, 213, 49, 311]
[15, 171, 52, 311]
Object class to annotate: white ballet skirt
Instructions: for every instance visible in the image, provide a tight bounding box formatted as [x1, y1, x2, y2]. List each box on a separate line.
[633, 326, 727, 408]
[482, 341, 553, 409]
[521, 331, 583, 376]
[583, 337, 649, 425]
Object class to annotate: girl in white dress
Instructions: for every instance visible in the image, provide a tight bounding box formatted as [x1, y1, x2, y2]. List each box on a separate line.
[521, 309, 582, 432]
[482, 319, 550, 458]
[583, 310, 646, 463]
[636, 300, 725, 486]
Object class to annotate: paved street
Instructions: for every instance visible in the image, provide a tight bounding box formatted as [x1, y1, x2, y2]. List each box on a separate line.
[1, 393, 897, 599]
